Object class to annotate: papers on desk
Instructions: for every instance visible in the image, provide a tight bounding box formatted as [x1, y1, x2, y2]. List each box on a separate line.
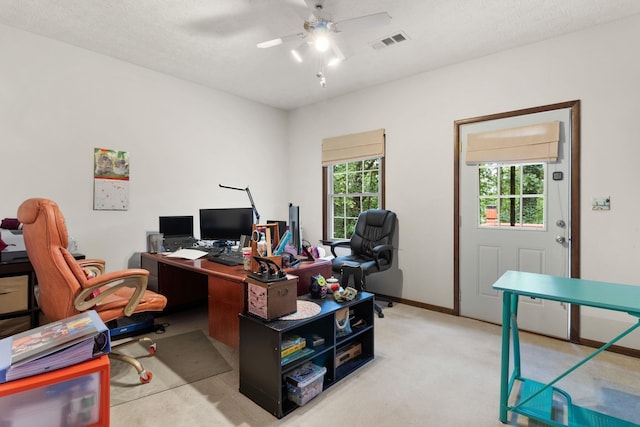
[165, 248, 209, 260]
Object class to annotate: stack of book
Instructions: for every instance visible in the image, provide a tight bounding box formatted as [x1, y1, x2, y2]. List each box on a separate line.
[281, 334, 313, 365]
[0, 310, 111, 383]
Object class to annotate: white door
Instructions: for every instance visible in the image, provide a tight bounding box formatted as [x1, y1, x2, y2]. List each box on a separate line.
[459, 108, 572, 338]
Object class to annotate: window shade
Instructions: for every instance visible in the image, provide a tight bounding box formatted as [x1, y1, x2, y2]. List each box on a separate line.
[322, 128, 385, 166]
[466, 121, 560, 164]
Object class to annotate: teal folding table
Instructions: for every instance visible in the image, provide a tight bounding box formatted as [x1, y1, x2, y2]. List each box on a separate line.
[493, 270, 640, 426]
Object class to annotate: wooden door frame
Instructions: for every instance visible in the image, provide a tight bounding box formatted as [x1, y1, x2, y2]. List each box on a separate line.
[453, 100, 581, 342]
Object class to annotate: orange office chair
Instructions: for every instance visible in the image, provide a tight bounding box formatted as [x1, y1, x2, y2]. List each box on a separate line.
[17, 198, 167, 383]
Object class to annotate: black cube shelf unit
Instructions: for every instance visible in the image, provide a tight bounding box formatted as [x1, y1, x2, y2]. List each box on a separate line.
[239, 291, 375, 418]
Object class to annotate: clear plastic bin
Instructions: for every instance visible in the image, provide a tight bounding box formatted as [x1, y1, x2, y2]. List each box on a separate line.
[284, 362, 326, 406]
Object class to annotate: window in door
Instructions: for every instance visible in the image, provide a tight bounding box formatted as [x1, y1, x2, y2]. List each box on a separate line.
[478, 163, 545, 229]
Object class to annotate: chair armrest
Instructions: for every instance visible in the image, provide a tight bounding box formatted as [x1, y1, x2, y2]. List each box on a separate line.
[330, 240, 351, 258]
[77, 259, 106, 276]
[74, 269, 149, 317]
[371, 244, 394, 268]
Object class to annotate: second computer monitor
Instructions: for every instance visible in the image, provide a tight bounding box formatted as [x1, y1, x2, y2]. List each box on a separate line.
[266, 220, 287, 241]
[288, 204, 302, 255]
[199, 207, 254, 242]
[159, 215, 194, 238]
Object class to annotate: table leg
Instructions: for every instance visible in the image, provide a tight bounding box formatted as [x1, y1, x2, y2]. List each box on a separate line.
[499, 291, 513, 423]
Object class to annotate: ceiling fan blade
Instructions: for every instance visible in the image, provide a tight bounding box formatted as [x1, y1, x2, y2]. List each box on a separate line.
[333, 12, 391, 32]
[327, 42, 346, 66]
[257, 38, 284, 49]
[257, 32, 307, 49]
[291, 40, 311, 62]
[331, 43, 345, 61]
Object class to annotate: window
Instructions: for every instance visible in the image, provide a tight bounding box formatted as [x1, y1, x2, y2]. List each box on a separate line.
[322, 129, 385, 240]
[326, 158, 383, 239]
[478, 162, 545, 229]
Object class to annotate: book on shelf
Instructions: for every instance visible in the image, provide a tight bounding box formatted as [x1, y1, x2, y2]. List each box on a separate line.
[280, 347, 314, 366]
[0, 310, 111, 383]
[281, 334, 306, 358]
[281, 341, 306, 358]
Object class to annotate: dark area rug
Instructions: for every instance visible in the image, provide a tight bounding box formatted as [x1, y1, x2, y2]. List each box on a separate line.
[110, 329, 232, 406]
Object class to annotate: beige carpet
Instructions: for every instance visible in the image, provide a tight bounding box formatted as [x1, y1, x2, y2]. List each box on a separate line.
[110, 329, 232, 406]
[109, 304, 640, 427]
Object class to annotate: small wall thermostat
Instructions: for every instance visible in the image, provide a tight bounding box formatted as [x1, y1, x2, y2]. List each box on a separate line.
[552, 171, 563, 181]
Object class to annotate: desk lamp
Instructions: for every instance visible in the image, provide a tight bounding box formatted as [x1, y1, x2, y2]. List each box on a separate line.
[218, 184, 260, 224]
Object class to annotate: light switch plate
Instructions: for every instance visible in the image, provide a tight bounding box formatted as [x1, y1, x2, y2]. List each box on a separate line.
[592, 197, 610, 211]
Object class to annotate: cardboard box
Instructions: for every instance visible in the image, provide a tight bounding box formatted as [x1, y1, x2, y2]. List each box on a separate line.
[335, 342, 362, 368]
[0, 276, 28, 314]
[0, 317, 30, 339]
[246, 275, 297, 321]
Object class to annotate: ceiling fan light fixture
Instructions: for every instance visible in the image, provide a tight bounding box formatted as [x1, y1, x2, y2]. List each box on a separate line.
[315, 35, 330, 52]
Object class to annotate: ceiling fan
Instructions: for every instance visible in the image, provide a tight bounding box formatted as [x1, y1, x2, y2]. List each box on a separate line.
[257, 0, 391, 69]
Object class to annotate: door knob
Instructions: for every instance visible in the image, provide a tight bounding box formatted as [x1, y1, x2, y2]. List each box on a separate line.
[555, 236, 566, 244]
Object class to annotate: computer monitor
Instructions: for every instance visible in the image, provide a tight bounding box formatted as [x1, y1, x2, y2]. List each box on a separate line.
[199, 208, 254, 242]
[288, 204, 302, 255]
[159, 215, 194, 237]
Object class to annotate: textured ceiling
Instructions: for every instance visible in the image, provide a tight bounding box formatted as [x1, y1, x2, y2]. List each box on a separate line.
[1, 0, 640, 110]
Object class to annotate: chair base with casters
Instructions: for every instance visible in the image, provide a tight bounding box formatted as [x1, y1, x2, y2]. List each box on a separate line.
[109, 336, 157, 383]
[338, 262, 392, 318]
[106, 313, 163, 383]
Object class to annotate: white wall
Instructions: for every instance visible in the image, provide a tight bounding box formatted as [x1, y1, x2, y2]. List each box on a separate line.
[288, 15, 640, 342]
[0, 24, 289, 270]
[3, 14, 640, 343]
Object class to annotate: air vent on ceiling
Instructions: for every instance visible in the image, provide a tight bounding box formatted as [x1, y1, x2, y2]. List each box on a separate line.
[371, 31, 409, 50]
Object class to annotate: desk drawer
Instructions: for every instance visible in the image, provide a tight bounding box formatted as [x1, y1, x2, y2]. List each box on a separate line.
[0, 315, 30, 339]
[0, 276, 28, 314]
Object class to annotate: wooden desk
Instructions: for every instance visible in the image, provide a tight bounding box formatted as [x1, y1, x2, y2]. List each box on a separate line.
[493, 271, 640, 426]
[140, 253, 332, 348]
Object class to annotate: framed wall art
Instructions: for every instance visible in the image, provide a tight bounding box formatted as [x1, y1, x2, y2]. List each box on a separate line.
[93, 148, 130, 211]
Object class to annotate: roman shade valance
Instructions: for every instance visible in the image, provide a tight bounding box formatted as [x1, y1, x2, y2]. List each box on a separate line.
[465, 121, 560, 164]
[322, 128, 385, 166]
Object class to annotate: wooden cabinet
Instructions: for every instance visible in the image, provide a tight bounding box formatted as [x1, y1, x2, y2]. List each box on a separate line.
[0, 276, 30, 339]
[0, 254, 85, 338]
[239, 292, 375, 418]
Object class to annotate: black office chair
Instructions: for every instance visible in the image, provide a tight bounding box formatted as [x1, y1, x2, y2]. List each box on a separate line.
[331, 209, 397, 318]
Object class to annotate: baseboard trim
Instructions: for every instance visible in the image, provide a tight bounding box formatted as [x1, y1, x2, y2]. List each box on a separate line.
[372, 293, 455, 316]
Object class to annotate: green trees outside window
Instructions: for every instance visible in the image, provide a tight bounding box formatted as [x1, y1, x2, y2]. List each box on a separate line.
[330, 158, 381, 239]
[478, 163, 545, 228]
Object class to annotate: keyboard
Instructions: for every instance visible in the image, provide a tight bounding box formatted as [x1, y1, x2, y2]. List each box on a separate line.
[163, 237, 198, 252]
[207, 252, 244, 266]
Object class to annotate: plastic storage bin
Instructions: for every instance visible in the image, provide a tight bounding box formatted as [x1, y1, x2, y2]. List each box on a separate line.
[284, 362, 326, 406]
[0, 355, 110, 427]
